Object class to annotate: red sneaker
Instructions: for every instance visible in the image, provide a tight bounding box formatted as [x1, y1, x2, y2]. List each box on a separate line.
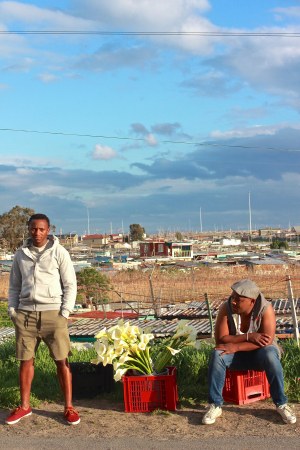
[64, 407, 80, 425]
[5, 406, 32, 425]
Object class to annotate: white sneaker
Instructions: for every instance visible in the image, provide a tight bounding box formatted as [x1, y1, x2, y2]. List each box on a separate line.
[276, 404, 297, 424]
[202, 404, 222, 425]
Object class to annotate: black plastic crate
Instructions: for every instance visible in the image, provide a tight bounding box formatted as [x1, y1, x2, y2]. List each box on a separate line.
[70, 362, 114, 399]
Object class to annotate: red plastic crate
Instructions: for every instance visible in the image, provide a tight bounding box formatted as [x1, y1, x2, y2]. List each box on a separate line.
[223, 369, 270, 405]
[122, 366, 178, 413]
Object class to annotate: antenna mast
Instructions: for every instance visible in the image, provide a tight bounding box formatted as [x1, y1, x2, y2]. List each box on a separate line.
[248, 192, 252, 238]
[200, 207, 203, 233]
[87, 208, 90, 235]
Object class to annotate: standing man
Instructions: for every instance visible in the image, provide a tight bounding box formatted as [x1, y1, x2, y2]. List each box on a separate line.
[6, 213, 80, 425]
[202, 278, 296, 425]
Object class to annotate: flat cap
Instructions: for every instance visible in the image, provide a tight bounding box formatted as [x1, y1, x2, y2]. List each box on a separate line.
[231, 279, 260, 300]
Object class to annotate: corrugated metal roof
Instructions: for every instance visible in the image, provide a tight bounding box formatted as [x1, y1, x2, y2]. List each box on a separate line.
[159, 301, 222, 319]
[271, 298, 300, 314]
[159, 298, 300, 319]
[0, 327, 15, 342]
[243, 258, 287, 265]
[68, 297, 300, 339]
[67, 316, 299, 340]
[1, 317, 298, 343]
[68, 317, 213, 339]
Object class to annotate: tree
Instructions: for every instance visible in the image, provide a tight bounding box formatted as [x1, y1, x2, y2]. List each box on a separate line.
[270, 240, 289, 250]
[175, 231, 183, 241]
[270, 240, 279, 249]
[129, 223, 145, 241]
[76, 267, 112, 309]
[0, 206, 35, 251]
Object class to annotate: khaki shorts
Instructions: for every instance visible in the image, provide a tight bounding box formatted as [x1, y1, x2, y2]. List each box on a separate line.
[14, 310, 72, 361]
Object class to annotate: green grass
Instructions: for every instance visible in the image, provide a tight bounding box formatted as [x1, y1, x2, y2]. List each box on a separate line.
[0, 334, 299, 409]
[174, 342, 212, 404]
[0, 339, 61, 408]
[280, 339, 300, 402]
[0, 302, 12, 327]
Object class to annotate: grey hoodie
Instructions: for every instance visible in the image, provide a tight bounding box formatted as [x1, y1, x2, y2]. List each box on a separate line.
[8, 235, 77, 318]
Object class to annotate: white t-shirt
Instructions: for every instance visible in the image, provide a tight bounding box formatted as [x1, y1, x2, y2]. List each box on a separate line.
[233, 314, 255, 335]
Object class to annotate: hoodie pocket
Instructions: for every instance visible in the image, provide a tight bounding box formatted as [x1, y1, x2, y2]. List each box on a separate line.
[35, 283, 63, 300]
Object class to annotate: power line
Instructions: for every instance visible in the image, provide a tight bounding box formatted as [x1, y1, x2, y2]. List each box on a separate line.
[1, 30, 300, 37]
[0, 127, 144, 142]
[0, 127, 299, 152]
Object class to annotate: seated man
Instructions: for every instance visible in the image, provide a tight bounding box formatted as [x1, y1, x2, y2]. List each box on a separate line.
[202, 278, 296, 425]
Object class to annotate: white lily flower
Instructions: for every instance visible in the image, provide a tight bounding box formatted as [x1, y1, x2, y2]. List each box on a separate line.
[186, 332, 197, 343]
[114, 345, 125, 356]
[139, 333, 154, 346]
[132, 325, 141, 334]
[91, 354, 104, 364]
[118, 339, 129, 349]
[113, 360, 121, 371]
[177, 320, 189, 329]
[103, 354, 114, 366]
[114, 367, 127, 382]
[94, 341, 107, 356]
[95, 327, 107, 339]
[138, 341, 147, 351]
[93, 319, 162, 379]
[194, 340, 201, 350]
[130, 343, 139, 354]
[119, 352, 130, 364]
[166, 346, 181, 356]
[111, 327, 123, 340]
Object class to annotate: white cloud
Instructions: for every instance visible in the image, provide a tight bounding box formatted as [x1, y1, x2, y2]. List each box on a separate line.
[145, 133, 158, 146]
[72, 0, 216, 54]
[0, 1, 93, 29]
[92, 144, 118, 160]
[37, 72, 59, 83]
[72, 0, 210, 28]
[129, 123, 158, 148]
[210, 123, 300, 139]
[3, 56, 35, 72]
[210, 26, 300, 104]
[0, 154, 64, 167]
[272, 7, 300, 19]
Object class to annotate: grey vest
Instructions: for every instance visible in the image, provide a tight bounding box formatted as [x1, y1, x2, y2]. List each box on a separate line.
[226, 294, 280, 351]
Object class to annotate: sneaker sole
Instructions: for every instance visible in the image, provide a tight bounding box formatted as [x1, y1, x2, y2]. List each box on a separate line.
[279, 416, 296, 424]
[5, 411, 32, 425]
[67, 418, 81, 425]
[202, 409, 222, 425]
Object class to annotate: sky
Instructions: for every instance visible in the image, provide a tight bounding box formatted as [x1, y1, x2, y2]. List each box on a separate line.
[1, 0, 300, 235]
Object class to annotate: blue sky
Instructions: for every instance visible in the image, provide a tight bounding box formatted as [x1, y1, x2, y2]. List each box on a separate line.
[1, 0, 300, 235]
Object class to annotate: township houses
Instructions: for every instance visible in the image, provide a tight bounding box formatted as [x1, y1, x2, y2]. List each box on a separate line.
[58, 233, 79, 246]
[82, 234, 109, 247]
[81, 233, 124, 248]
[139, 240, 193, 259]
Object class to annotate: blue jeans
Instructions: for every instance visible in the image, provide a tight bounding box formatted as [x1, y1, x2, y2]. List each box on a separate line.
[207, 345, 287, 407]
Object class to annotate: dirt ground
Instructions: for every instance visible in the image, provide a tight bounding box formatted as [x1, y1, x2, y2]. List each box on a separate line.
[0, 397, 299, 441]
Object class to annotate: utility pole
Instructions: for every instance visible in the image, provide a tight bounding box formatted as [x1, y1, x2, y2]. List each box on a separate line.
[286, 275, 299, 346]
